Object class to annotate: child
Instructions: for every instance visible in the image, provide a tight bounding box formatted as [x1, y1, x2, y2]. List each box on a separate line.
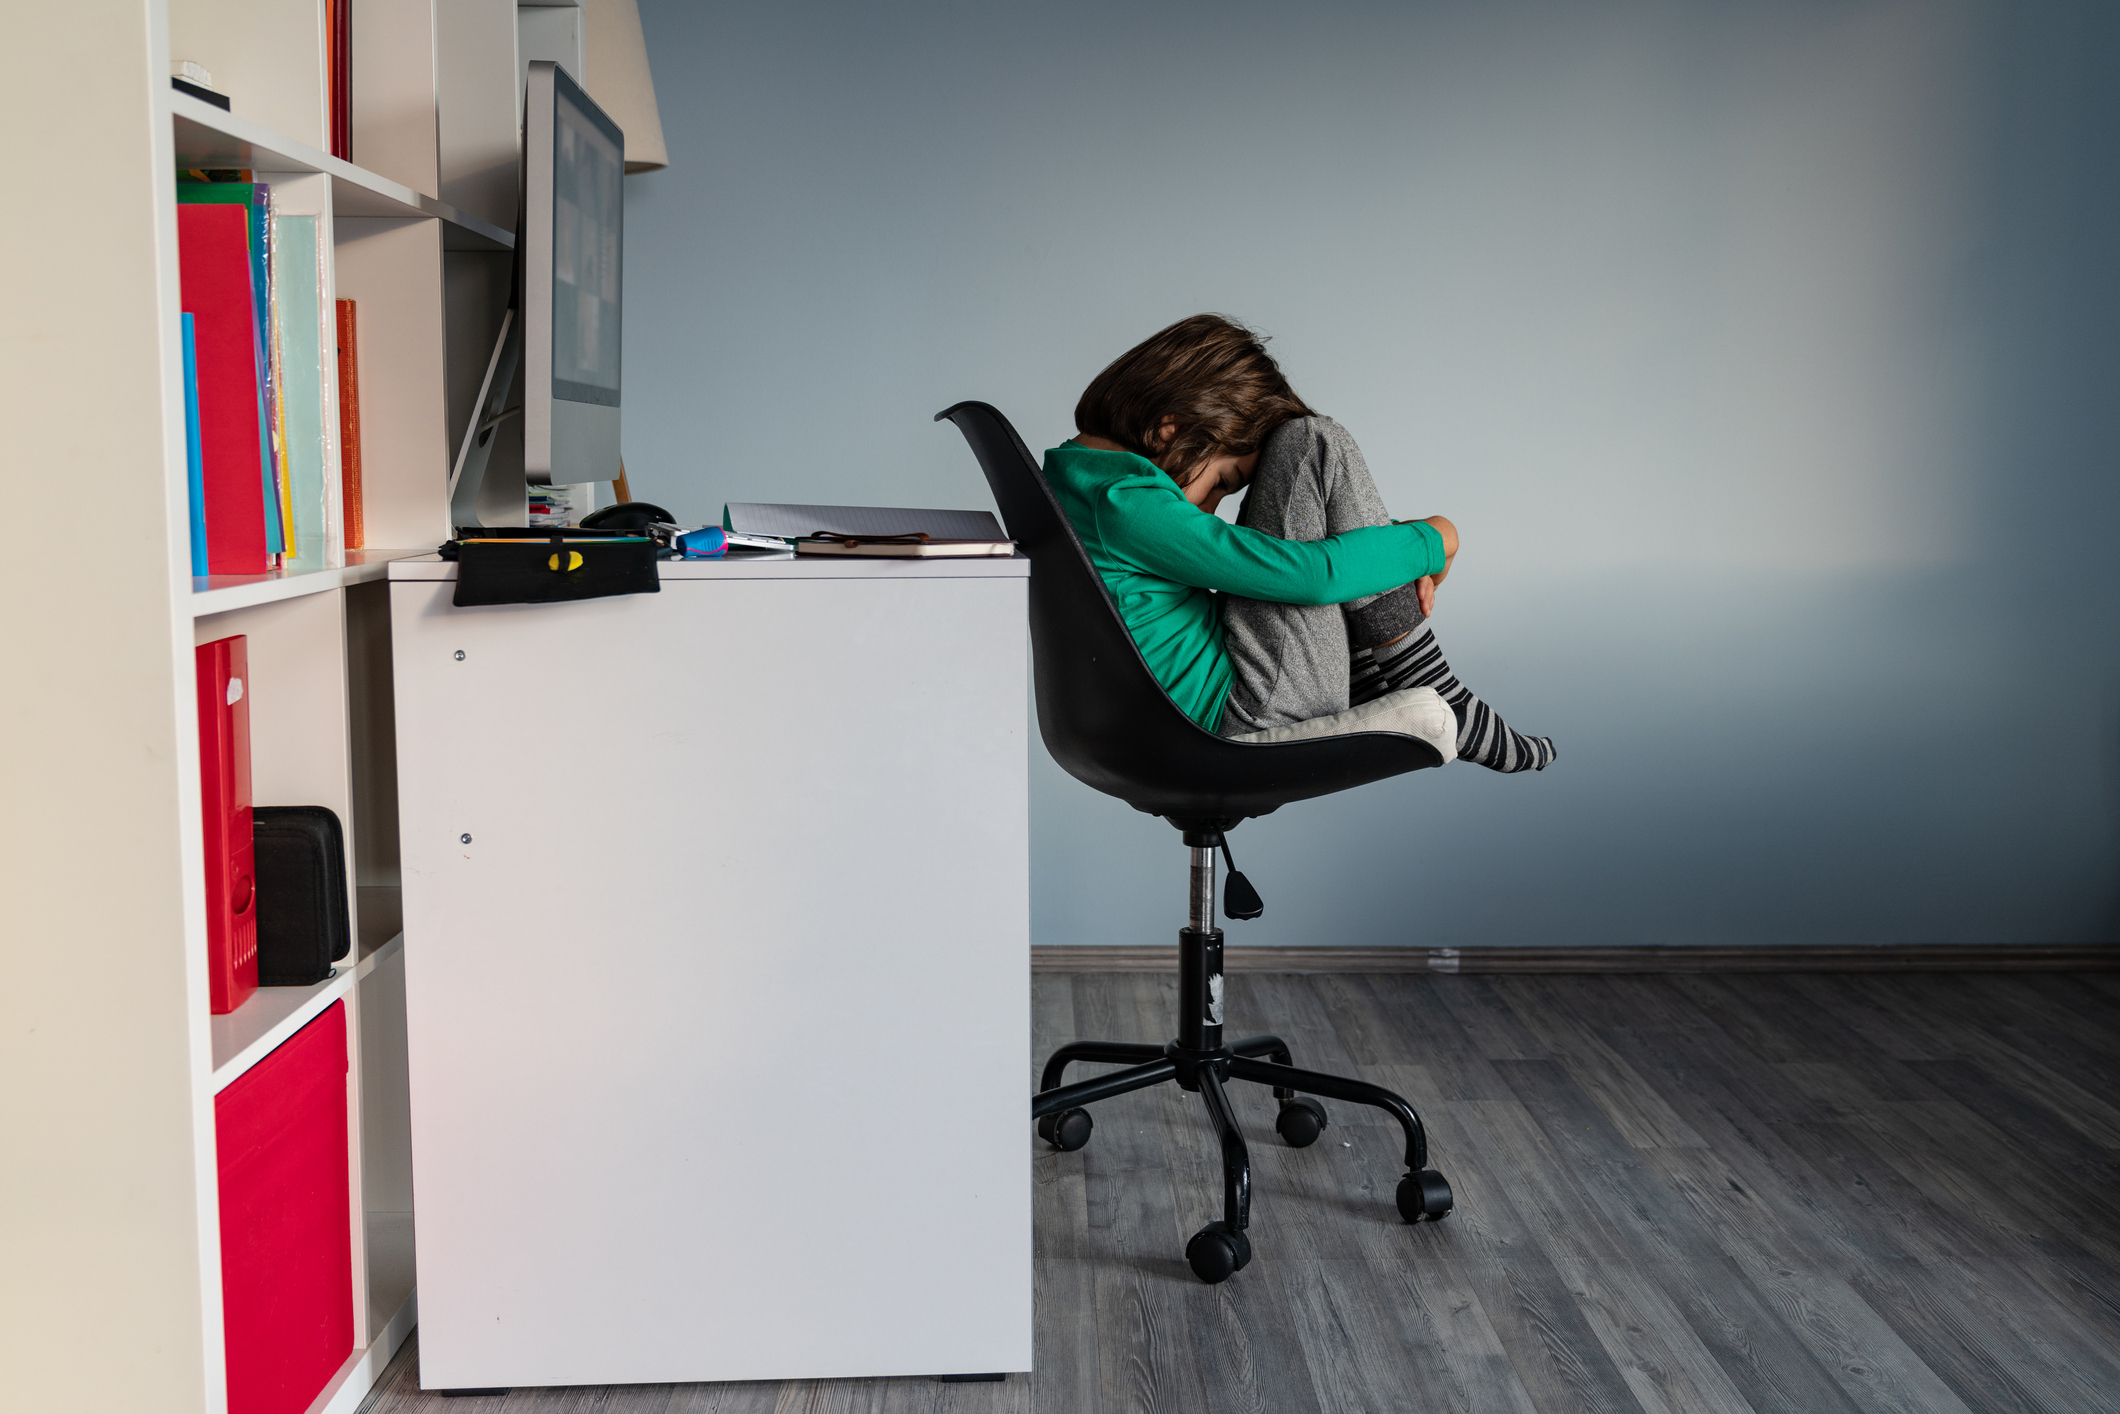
[1042, 313, 1553, 773]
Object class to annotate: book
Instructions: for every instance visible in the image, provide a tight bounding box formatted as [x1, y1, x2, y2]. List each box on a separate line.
[267, 211, 295, 559]
[195, 636, 258, 1015]
[327, 0, 352, 161]
[177, 204, 271, 575]
[725, 502, 1007, 542]
[528, 485, 575, 527]
[171, 76, 230, 110]
[178, 182, 286, 557]
[272, 215, 329, 564]
[795, 534, 1015, 559]
[181, 313, 210, 577]
[335, 300, 364, 550]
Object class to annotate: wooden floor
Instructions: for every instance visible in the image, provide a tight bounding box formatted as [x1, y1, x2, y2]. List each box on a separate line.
[357, 970, 2120, 1414]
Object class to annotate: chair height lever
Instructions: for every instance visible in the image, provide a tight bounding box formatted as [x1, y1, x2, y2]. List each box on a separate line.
[1220, 839, 1264, 920]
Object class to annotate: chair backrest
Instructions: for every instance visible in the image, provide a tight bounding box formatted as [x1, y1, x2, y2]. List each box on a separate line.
[936, 401, 1441, 825]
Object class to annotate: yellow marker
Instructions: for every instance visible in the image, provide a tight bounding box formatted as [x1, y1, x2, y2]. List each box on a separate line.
[548, 551, 584, 572]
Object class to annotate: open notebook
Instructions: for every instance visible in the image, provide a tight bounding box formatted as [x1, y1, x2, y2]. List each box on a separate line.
[725, 502, 1007, 541]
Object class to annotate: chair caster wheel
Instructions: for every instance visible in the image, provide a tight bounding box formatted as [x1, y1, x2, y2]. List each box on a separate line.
[1038, 1107, 1093, 1152]
[1185, 1220, 1253, 1283]
[1397, 1168, 1454, 1223]
[1275, 1095, 1328, 1148]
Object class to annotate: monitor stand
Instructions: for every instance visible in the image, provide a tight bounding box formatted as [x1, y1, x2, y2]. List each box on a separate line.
[448, 309, 524, 530]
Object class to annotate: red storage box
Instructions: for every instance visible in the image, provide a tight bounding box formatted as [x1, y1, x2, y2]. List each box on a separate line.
[197, 636, 258, 1014]
[217, 1002, 354, 1414]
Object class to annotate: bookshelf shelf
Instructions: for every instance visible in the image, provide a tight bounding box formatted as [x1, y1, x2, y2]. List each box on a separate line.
[208, 928, 403, 1093]
[170, 91, 514, 251]
[190, 548, 428, 618]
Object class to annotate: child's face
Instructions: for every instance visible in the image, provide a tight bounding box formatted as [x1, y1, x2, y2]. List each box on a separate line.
[1182, 450, 1259, 515]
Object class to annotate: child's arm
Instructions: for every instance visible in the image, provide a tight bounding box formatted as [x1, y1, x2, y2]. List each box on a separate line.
[1092, 475, 1447, 606]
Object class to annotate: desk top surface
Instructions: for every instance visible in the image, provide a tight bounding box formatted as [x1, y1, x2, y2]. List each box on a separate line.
[388, 552, 1031, 582]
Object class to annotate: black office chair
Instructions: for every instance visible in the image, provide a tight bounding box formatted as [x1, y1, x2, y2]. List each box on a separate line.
[937, 401, 1455, 1284]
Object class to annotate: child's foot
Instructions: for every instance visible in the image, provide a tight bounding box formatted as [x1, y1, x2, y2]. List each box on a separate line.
[1353, 627, 1555, 773]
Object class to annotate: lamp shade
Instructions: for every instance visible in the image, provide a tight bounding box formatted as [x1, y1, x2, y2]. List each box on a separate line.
[586, 0, 668, 172]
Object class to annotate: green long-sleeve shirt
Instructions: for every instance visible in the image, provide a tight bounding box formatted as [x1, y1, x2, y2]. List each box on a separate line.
[1042, 441, 1447, 729]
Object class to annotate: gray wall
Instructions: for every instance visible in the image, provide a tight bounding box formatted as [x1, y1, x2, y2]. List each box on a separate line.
[624, 0, 2119, 948]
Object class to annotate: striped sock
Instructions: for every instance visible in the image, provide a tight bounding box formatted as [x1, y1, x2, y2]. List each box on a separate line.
[1352, 625, 1555, 773]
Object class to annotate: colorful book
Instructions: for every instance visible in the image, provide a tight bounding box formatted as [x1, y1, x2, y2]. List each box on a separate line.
[327, 0, 352, 162]
[181, 313, 210, 577]
[195, 635, 259, 1015]
[178, 182, 286, 556]
[334, 300, 365, 551]
[272, 216, 329, 564]
[267, 212, 295, 558]
[177, 205, 271, 575]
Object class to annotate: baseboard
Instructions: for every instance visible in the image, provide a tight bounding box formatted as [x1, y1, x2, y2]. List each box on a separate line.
[1029, 944, 2120, 974]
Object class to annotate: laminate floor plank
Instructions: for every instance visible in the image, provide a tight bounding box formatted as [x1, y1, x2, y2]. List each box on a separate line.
[1731, 976, 1959, 1104]
[1496, 977, 1709, 1150]
[1883, 973, 2120, 1078]
[1776, 1117, 2120, 1414]
[359, 969, 2120, 1414]
[1363, 974, 1522, 1102]
[2002, 974, 2120, 1058]
[1642, 1146, 1978, 1414]
[1902, 1056, 2120, 1196]
[1523, 975, 1835, 1128]
[1483, 1054, 1861, 1414]
[1661, 975, 1818, 1066]
[1410, 1099, 1651, 1414]
[1565, 1017, 2068, 1414]
[1455, 1084, 1756, 1414]
[1279, 1256, 1476, 1413]
[1853, 1100, 2120, 1369]
[1309, 973, 1432, 1068]
[1432, 974, 1554, 1063]
[1766, 975, 1956, 1064]
[1834, 972, 2120, 1127]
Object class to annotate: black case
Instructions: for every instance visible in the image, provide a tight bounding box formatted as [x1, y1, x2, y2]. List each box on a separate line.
[447, 536, 661, 607]
[252, 806, 352, 986]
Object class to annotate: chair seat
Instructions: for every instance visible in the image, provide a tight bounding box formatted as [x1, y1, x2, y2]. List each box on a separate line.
[1058, 706, 1442, 826]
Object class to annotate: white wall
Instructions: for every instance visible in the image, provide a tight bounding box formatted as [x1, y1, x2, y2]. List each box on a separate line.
[623, 0, 2120, 947]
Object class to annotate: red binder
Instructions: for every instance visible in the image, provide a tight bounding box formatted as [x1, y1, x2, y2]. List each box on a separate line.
[217, 1002, 354, 1414]
[197, 636, 258, 1014]
[177, 204, 271, 575]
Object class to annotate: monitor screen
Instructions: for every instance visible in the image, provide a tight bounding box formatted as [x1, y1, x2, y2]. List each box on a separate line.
[515, 61, 624, 487]
[551, 81, 622, 407]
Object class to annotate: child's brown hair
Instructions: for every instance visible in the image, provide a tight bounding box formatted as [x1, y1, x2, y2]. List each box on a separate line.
[1074, 314, 1315, 486]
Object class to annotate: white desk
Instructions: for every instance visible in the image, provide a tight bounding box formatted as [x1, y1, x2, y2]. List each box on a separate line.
[388, 553, 1032, 1389]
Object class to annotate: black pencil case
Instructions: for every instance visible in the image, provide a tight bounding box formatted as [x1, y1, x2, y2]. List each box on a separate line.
[447, 536, 661, 607]
[253, 806, 352, 986]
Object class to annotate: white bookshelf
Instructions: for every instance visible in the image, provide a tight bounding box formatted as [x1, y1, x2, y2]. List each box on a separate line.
[171, 90, 515, 249]
[0, 3, 531, 1411]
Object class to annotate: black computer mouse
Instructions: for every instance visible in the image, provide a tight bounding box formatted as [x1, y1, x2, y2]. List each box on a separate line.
[580, 501, 676, 532]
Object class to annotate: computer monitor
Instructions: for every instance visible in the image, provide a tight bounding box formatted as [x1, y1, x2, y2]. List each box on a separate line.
[522, 60, 624, 485]
[447, 61, 626, 527]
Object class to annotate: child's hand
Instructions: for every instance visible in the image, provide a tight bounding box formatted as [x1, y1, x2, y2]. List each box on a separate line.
[1416, 574, 1438, 617]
